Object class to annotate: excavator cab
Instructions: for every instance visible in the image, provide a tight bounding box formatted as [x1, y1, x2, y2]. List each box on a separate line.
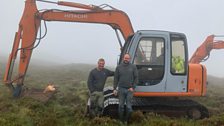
[104, 30, 209, 119]
[121, 30, 188, 94]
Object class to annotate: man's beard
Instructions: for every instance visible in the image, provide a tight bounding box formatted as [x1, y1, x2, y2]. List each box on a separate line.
[123, 60, 129, 64]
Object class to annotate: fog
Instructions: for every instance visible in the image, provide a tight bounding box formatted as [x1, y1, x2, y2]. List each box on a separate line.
[1, 0, 224, 77]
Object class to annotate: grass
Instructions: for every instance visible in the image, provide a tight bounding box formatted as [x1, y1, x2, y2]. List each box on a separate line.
[0, 63, 224, 126]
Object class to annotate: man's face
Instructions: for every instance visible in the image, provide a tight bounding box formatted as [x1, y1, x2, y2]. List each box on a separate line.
[123, 54, 131, 64]
[98, 61, 105, 70]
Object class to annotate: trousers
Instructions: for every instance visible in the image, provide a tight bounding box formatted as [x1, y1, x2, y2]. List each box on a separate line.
[118, 87, 133, 122]
[90, 91, 104, 117]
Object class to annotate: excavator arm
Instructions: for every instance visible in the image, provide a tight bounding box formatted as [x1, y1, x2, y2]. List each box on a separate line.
[189, 35, 224, 64]
[4, 0, 134, 97]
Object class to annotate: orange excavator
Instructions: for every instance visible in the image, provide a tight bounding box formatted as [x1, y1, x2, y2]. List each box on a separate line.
[189, 35, 224, 64]
[5, 0, 223, 119]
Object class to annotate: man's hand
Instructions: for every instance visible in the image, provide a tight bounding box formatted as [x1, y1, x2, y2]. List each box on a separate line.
[113, 90, 118, 96]
[128, 87, 134, 92]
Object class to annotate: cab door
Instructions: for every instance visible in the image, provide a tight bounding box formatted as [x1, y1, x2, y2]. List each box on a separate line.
[127, 31, 168, 92]
[165, 34, 188, 92]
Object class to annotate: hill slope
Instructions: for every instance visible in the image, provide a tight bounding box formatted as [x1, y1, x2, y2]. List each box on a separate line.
[0, 63, 224, 125]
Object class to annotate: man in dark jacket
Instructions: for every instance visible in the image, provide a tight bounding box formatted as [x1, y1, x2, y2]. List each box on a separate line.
[113, 53, 138, 123]
[87, 58, 114, 117]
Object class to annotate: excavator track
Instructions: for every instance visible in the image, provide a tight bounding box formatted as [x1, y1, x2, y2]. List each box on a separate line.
[132, 97, 209, 119]
[103, 89, 209, 119]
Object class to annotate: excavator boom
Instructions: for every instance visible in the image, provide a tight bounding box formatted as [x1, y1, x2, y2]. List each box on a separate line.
[4, 0, 134, 97]
[189, 35, 224, 64]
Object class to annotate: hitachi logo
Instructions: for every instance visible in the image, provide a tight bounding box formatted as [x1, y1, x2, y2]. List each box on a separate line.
[64, 14, 88, 19]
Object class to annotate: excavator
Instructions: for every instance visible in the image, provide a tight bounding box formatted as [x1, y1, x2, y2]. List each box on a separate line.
[189, 35, 224, 64]
[4, 0, 224, 119]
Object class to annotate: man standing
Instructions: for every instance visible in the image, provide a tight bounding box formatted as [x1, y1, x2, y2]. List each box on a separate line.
[113, 53, 139, 123]
[87, 58, 114, 117]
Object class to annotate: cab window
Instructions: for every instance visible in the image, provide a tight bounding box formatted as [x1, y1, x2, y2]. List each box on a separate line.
[134, 37, 165, 86]
[134, 38, 164, 65]
[170, 35, 187, 75]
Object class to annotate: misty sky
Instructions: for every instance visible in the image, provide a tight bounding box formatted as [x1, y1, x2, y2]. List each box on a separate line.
[1, 0, 224, 77]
